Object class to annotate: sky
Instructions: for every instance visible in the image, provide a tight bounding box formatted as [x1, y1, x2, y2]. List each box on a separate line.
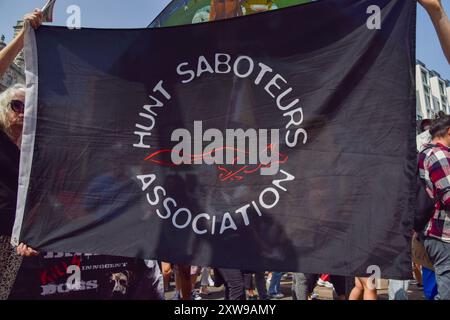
[0, 0, 449, 79]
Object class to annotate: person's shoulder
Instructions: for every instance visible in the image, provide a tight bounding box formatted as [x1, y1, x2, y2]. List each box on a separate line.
[0, 130, 15, 149]
[426, 144, 450, 164]
[0, 130, 20, 166]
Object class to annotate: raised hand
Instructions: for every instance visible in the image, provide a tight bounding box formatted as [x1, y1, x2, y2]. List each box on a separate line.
[23, 8, 43, 30]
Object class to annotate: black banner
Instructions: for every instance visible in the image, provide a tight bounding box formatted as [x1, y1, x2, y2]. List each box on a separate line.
[14, 0, 416, 278]
[8, 253, 161, 299]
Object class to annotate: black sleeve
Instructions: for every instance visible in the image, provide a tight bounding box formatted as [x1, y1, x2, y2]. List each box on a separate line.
[414, 174, 436, 233]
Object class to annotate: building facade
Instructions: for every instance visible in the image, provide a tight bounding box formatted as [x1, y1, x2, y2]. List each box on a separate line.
[0, 21, 25, 93]
[416, 59, 450, 120]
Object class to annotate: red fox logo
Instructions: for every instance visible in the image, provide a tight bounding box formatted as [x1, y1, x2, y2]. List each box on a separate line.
[144, 144, 288, 182]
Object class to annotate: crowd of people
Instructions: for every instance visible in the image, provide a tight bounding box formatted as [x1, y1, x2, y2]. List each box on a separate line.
[1, 0, 450, 300]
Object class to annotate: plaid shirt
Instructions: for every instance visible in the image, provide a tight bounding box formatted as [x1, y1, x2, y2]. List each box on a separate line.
[418, 143, 450, 243]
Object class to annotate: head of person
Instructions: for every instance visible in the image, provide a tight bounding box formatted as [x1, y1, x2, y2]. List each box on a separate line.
[0, 83, 26, 140]
[429, 111, 450, 146]
[420, 119, 431, 133]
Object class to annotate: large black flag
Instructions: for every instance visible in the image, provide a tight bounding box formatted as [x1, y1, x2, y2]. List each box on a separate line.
[14, 0, 416, 278]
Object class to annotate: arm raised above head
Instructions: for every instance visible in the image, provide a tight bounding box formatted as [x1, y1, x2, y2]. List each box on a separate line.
[0, 9, 43, 78]
[419, 0, 450, 64]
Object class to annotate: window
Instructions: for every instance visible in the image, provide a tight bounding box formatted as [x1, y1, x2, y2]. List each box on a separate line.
[422, 70, 429, 85]
[433, 96, 440, 111]
[425, 94, 431, 109]
[440, 82, 446, 95]
[5, 73, 12, 86]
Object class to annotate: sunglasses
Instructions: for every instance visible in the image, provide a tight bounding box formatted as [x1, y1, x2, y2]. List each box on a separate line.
[9, 100, 25, 113]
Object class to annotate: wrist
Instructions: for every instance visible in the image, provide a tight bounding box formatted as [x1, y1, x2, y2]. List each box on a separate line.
[15, 27, 25, 39]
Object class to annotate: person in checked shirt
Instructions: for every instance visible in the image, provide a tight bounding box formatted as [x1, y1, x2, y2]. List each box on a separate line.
[418, 112, 450, 300]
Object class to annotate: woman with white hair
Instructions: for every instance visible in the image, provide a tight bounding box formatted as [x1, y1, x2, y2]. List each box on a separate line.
[0, 8, 42, 300]
[0, 84, 26, 146]
[0, 84, 37, 300]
